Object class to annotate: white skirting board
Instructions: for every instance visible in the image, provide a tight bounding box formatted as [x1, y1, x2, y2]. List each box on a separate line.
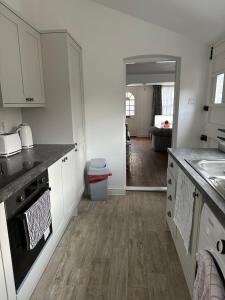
[107, 187, 167, 194]
[126, 186, 167, 192]
[108, 188, 126, 196]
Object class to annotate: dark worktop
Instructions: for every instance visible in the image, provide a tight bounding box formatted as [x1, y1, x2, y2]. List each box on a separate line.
[0, 144, 74, 203]
[168, 148, 225, 224]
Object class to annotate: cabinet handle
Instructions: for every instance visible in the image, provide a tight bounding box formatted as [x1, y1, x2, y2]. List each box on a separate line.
[75, 149, 78, 152]
[168, 179, 172, 185]
[167, 211, 172, 218]
[75, 142, 78, 146]
[170, 162, 174, 168]
[26, 97, 34, 102]
[192, 192, 199, 198]
[168, 195, 172, 201]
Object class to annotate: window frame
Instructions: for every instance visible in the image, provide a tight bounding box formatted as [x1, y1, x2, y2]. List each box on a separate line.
[161, 85, 174, 116]
[125, 92, 135, 117]
[211, 72, 225, 105]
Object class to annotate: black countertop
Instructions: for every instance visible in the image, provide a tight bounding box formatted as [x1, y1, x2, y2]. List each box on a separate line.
[0, 144, 74, 204]
[168, 148, 225, 224]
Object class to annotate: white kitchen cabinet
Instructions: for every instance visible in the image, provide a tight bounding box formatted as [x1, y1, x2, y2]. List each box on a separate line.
[67, 36, 86, 195]
[23, 31, 86, 200]
[48, 149, 79, 230]
[0, 4, 24, 105]
[0, 3, 45, 107]
[48, 158, 64, 235]
[61, 150, 78, 219]
[166, 169, 177, 240]
[175, 187, 203, 293]
[0, 203, 16, 300]
[0, 246, 8, 300]
[166, 154, 203, 295]
[19, 22, 45, 105]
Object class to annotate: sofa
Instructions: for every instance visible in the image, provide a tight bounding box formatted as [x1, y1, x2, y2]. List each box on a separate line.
[150, 126, 172, 151]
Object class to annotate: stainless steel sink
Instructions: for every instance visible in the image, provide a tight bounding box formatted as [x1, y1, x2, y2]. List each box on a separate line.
[186, 159, 225, 199]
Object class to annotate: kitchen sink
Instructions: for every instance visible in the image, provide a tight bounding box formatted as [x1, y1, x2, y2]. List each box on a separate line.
[186, 159, 225, 199]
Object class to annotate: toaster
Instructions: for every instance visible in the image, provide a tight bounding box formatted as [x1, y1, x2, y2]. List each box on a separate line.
[0, 133, 22, 157]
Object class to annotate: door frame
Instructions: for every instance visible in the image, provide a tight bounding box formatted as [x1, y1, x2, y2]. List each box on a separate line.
[123, 55, 181, 191]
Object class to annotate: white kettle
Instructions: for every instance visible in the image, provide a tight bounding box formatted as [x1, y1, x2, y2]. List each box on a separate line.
[17, 123, 33, 149]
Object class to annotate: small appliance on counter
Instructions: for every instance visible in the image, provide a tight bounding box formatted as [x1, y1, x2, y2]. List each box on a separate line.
[0, 133, 22, 157]
[17, 123, 33, 149]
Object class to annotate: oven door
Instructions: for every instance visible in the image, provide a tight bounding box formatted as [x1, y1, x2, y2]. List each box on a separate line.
[7, 187, 52, 291]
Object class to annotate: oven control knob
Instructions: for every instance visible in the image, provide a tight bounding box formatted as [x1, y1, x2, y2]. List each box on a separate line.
[216, 240, 225, 254]
[17, 194, 25, 202]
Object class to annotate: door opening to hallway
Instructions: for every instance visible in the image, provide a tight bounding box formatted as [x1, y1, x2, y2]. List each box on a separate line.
[125, 56, 179, 190]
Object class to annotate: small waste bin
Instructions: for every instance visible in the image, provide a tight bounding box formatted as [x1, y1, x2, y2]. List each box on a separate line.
[87, 158, 112, 200]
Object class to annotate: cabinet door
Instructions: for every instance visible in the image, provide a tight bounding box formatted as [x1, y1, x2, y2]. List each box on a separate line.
[0, 247, 8, 300]
[48, 159, 64, 234]
[19, 22, 45, 104]
[174, 179, 203, 294]
[0, 5, 24, 104]
[166, 170, 177, 240]
[62, 150, 77, 219]
[67, 38, 86, 196]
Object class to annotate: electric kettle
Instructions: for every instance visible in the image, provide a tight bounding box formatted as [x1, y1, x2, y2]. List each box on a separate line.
[17, 123, 33, 149]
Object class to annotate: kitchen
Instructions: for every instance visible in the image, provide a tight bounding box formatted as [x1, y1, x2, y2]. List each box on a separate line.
[1, 0, 225, 299]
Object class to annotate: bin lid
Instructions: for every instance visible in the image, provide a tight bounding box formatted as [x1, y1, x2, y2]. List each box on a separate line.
[90, 158, 106, 168]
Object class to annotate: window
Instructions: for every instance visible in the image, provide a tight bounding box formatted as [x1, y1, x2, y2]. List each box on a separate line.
[162, 86, 174, 115]
[214, 73, 224, 104]
[126, 92, 135, 117]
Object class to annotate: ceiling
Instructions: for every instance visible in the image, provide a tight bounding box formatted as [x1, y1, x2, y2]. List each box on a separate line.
[126, 62, 176, 75]
[91, 0, 225, 43]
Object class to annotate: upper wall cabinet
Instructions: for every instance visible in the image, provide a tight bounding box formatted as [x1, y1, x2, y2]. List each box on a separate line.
[0, 3, 45, 107]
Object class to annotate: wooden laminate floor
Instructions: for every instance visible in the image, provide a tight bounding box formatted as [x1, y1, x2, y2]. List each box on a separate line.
[127, 138, 168, 187]
[31, 192, 190, 300]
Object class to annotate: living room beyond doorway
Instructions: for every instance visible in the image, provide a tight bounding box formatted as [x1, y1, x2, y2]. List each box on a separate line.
[125, 57, 178, 188]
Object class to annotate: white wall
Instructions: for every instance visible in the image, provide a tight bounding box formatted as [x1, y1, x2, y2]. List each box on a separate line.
[4, 0, 209, 191]
[126, 86, 152, 137]
[0, 108, 22, 133]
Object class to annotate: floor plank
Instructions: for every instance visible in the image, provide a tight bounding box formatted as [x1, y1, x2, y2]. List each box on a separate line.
[31, 192, 190, 300]
[127, 138, 168, 187]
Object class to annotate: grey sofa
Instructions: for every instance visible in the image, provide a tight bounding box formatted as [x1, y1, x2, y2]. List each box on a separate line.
[150, 126, 172, 151]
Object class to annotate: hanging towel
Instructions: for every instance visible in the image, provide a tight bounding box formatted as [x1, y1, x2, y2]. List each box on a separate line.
[173, 169, 195, 253]
[23, 190, 52, 250]
[193, 250, 225, 300]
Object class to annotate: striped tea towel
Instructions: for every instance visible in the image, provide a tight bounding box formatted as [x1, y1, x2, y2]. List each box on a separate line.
[23, 190, 52, 250]
[173, 168, 195, 253]
[193, 250, 225, 300]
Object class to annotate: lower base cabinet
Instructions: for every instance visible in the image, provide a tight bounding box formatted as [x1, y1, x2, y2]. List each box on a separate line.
[49, 148, 81, 235]
[166, 155, 203, 295]
[0, 246, 8, 300]
[174, 189, 203, 293]
[13, 149, 84, 300]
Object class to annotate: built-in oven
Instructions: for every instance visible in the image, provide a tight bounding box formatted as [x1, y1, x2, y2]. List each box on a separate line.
[5, 170, 52, 291]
